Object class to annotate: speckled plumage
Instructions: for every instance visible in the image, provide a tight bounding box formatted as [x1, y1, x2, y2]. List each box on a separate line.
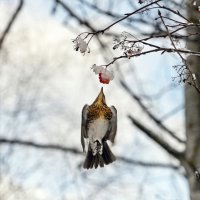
[87, 104, 112, 124]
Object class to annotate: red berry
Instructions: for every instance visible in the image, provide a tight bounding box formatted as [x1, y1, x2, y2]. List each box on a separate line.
[99, 73, 110, 84]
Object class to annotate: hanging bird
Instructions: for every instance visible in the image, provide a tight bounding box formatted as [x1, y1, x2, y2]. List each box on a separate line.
[81, 87, 117, 169]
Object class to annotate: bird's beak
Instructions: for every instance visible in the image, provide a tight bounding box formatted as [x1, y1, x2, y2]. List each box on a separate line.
[99, 87, 104, 97]
[93, 87, 105, 104]
[100, 87, 103, 93]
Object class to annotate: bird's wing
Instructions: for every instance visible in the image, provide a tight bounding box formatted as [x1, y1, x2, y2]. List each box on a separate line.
[81, 104, 89, 152]
[107, 106, 117, 143]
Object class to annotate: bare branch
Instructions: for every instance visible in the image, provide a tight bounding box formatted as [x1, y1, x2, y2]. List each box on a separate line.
[95, 0, 162, 34]
[0, 0, 24, 51]
[118, 156, 180, 170]
[0, 138, 179, 169]
[160, 104, 184, 121]
[128, 115, 184, 160]
[158, 10, 200, 94]
[155, 2, 190, 22]
[55, 0, 97, 32]
[121, 80, 185, 144]
[70, 0, 200, 93]
[54, 0, 107, 52]
[0, 138, 81, 154]
[97, 48, 200, 68]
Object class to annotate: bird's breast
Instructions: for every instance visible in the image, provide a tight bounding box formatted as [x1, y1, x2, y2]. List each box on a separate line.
[87, 118, 109, 141]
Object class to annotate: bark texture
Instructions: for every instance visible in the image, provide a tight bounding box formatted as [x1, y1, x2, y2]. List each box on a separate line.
[185, 1, 200, 199]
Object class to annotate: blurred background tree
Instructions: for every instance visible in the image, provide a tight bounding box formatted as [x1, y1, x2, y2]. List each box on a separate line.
[0, 0, 199, 200]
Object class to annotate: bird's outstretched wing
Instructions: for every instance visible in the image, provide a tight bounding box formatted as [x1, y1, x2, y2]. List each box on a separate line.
[81, 104, 89, 152]
[106, 106, 117, 143]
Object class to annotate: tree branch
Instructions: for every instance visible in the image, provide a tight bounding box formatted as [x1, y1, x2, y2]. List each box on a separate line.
[96, 0, 162, 34]
[118, 156, 179, 170]
[0, 0, 24, 51]
[0, 138, 81, 154]
[158, 10, 200, 94]
[54, 0, 107, 51]
[121, 80, 185, 144]
[128, 115, 184, 160]
[99, 47, 200, 68]
[0, 138, 179, 170]
[55, 0, 97, 32]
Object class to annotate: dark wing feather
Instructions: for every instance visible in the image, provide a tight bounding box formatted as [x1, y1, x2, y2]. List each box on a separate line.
[81, 104, 89, 152]
[106, 106, 117, 143]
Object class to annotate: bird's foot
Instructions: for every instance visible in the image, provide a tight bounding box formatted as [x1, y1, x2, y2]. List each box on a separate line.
[90, 138, 103, 155]
[95, 140, 103, 155]
[89, 138, 103, 156]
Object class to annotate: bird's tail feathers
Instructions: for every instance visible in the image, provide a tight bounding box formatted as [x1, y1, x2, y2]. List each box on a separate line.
[83, 141, 116, 169]
[102, 141, 116, 165]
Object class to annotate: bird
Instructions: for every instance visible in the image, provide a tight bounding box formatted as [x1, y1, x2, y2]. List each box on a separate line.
[81, 87, 117, 169]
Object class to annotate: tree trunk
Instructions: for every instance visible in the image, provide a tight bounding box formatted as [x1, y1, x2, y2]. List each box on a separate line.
[185, 1, 200, 199]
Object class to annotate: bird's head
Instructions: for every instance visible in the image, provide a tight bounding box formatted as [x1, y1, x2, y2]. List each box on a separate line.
[93, 87, 106, 105]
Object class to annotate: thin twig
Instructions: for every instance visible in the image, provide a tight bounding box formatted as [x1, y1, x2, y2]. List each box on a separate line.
[0, 0, 24, 51]
[103, 48, 200, 68]
[96, 0, 162, 34]
[158, 10, 200, 94]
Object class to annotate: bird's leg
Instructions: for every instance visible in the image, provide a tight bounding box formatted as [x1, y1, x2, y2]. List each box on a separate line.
[97, 140, 103, 155]
[95, 140, 103, 155]
[89, 137, 103, 155]
[89, 137, 97, 155]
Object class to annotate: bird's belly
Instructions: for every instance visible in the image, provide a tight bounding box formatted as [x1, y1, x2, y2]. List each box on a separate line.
[88, 118, 109, 141]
